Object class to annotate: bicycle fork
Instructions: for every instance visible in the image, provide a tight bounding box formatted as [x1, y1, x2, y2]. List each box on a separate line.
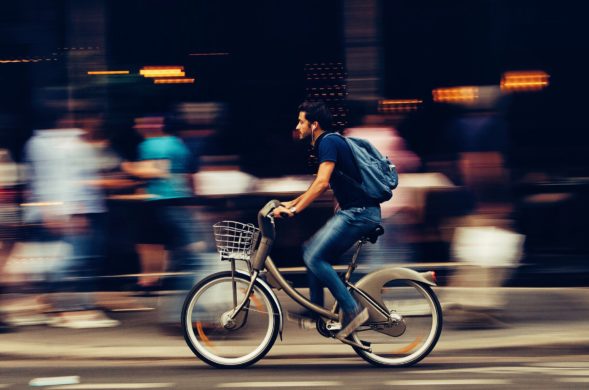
[222, 261, 259, 330]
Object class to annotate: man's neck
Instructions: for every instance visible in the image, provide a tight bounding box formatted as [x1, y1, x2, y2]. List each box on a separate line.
[311, 129, 325, 146]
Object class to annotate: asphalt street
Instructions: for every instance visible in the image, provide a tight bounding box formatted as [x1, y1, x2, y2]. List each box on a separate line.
[3, 351, 589, 390]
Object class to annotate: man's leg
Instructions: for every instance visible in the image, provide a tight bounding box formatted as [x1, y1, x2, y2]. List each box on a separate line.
[307, 271, 324, 309]
[303, 209, 380, 314]
[158, 205, 204, 326]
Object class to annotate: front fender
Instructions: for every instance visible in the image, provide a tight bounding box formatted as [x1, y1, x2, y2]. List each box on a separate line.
[352, 267, 436, 323]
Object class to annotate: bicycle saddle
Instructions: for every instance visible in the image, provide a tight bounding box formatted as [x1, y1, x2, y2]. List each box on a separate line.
[363, 225, 385, 243]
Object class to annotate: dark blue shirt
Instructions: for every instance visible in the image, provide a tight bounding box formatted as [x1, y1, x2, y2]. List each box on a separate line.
[315, 132, 375, 209]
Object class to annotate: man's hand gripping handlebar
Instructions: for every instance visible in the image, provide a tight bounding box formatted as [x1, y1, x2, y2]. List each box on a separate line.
[270, 202, 295, 219]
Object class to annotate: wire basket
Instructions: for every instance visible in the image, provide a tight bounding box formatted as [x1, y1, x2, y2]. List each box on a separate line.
[213, 221, 260, 261]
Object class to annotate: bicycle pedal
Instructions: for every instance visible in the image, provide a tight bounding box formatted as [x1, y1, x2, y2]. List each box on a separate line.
[337, 336, 372, 352]
[325, 320, 342, 331]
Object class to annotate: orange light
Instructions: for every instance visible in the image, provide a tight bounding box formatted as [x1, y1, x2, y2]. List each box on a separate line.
[87, 70, 130, 75]
[379, 99, 423, 113]
[153, 78, 195, 84]
[501, 70, 549, 91]
[433, 86, 479, 103]
[140, 66, 185, 78]
[380, 99, 423, 105]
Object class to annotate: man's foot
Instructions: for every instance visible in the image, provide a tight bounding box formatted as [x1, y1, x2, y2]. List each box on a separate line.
[286, 311, 317, 330]
[336, 307, 368, 340]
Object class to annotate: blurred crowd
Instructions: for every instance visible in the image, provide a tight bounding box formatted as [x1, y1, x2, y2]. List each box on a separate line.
[0, 102, 227, 331]
[0, 93, 535, 334]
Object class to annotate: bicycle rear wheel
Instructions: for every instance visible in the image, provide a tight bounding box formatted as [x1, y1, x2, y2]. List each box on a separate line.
[182, 271, 281, 368]
[352, 280, 442, 367]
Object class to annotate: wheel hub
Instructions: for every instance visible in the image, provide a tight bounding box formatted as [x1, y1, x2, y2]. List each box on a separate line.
[221, 311, 237, 329]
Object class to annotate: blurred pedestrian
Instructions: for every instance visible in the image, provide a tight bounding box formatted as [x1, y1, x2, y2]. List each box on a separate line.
[122, 114, 205, 329]
[441, 100, 525, 328]
[23, 112, 118, 328]
[0, 148, 20, 332]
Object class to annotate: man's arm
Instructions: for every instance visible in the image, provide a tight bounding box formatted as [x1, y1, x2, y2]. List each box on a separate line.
[273, 161, 335, 218]
[122, 159, 170, 179]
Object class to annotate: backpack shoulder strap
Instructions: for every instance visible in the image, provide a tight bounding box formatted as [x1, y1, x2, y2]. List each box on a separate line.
[320, 133, 365, 187]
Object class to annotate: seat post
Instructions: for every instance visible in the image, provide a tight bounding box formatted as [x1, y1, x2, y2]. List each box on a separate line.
[343, 240, 365, 283]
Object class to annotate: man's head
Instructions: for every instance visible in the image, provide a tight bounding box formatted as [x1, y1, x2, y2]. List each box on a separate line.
[295, 101, 333, 141]
[133, 115, 166, 138]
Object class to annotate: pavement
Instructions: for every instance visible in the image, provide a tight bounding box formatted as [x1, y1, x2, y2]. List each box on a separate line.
[1, 287, 589, 361]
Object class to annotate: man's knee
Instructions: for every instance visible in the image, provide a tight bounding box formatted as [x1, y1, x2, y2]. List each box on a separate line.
[303, 243, 322, 269]
[302, 243, 312, 265]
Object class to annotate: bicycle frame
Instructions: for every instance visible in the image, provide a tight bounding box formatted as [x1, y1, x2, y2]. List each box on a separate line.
[227, 200, 381, 322]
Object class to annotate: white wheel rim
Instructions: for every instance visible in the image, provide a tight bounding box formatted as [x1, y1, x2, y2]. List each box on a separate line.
[185, 277, 276, 366]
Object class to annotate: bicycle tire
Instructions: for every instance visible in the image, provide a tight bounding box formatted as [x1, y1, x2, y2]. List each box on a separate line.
[182, 271, 281, 368]
[352, 280, 443, 367]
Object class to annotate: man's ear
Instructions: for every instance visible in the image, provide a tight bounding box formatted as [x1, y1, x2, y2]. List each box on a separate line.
[311, 121, 318, 130]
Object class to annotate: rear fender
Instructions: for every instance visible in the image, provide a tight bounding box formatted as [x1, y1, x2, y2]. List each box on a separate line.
[352, 267, 436, 323]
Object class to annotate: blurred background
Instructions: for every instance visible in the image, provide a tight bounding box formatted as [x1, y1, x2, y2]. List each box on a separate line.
[0, 0, 589, 389]
[0, 1, 589, 384]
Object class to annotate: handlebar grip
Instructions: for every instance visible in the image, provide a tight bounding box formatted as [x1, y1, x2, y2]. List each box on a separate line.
[260, 199, 282, 218]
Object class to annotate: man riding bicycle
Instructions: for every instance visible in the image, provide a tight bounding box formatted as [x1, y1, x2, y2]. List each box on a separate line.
[272, 101, 382, 340]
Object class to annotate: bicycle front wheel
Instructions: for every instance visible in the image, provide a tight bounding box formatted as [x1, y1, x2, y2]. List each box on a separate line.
[182, 271, 281, 368]
[352, 280, 442, 367]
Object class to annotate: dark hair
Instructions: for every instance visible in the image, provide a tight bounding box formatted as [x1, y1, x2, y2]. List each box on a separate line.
[298, 101, 333, 131]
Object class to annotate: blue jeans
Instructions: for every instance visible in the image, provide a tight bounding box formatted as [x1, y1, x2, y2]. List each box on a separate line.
[303, 206, 381, 314]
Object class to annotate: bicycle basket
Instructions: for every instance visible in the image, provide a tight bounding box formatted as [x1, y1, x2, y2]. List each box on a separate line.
[213, 221, 260, 261]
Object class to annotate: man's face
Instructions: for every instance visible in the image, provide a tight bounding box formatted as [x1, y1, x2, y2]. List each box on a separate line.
[295, 111, 313, 140]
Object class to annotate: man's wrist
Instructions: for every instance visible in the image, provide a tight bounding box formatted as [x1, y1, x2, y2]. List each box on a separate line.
[289, 206, 297, 215]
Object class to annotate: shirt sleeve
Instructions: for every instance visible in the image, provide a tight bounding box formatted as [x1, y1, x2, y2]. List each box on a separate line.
[318, 136, 338, 164]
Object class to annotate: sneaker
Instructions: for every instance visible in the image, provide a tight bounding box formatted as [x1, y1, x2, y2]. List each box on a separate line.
[336, 307, 369, 340]
[50, 310, 120, 329]
[5, 312, 52, 327]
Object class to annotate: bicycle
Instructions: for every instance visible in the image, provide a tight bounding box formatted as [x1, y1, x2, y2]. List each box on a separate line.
[182, 199, 442, 368]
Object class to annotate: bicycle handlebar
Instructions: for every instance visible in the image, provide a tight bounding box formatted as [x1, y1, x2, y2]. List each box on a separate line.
[252, 199, 284, 241]
[249, 199, 282, 271]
